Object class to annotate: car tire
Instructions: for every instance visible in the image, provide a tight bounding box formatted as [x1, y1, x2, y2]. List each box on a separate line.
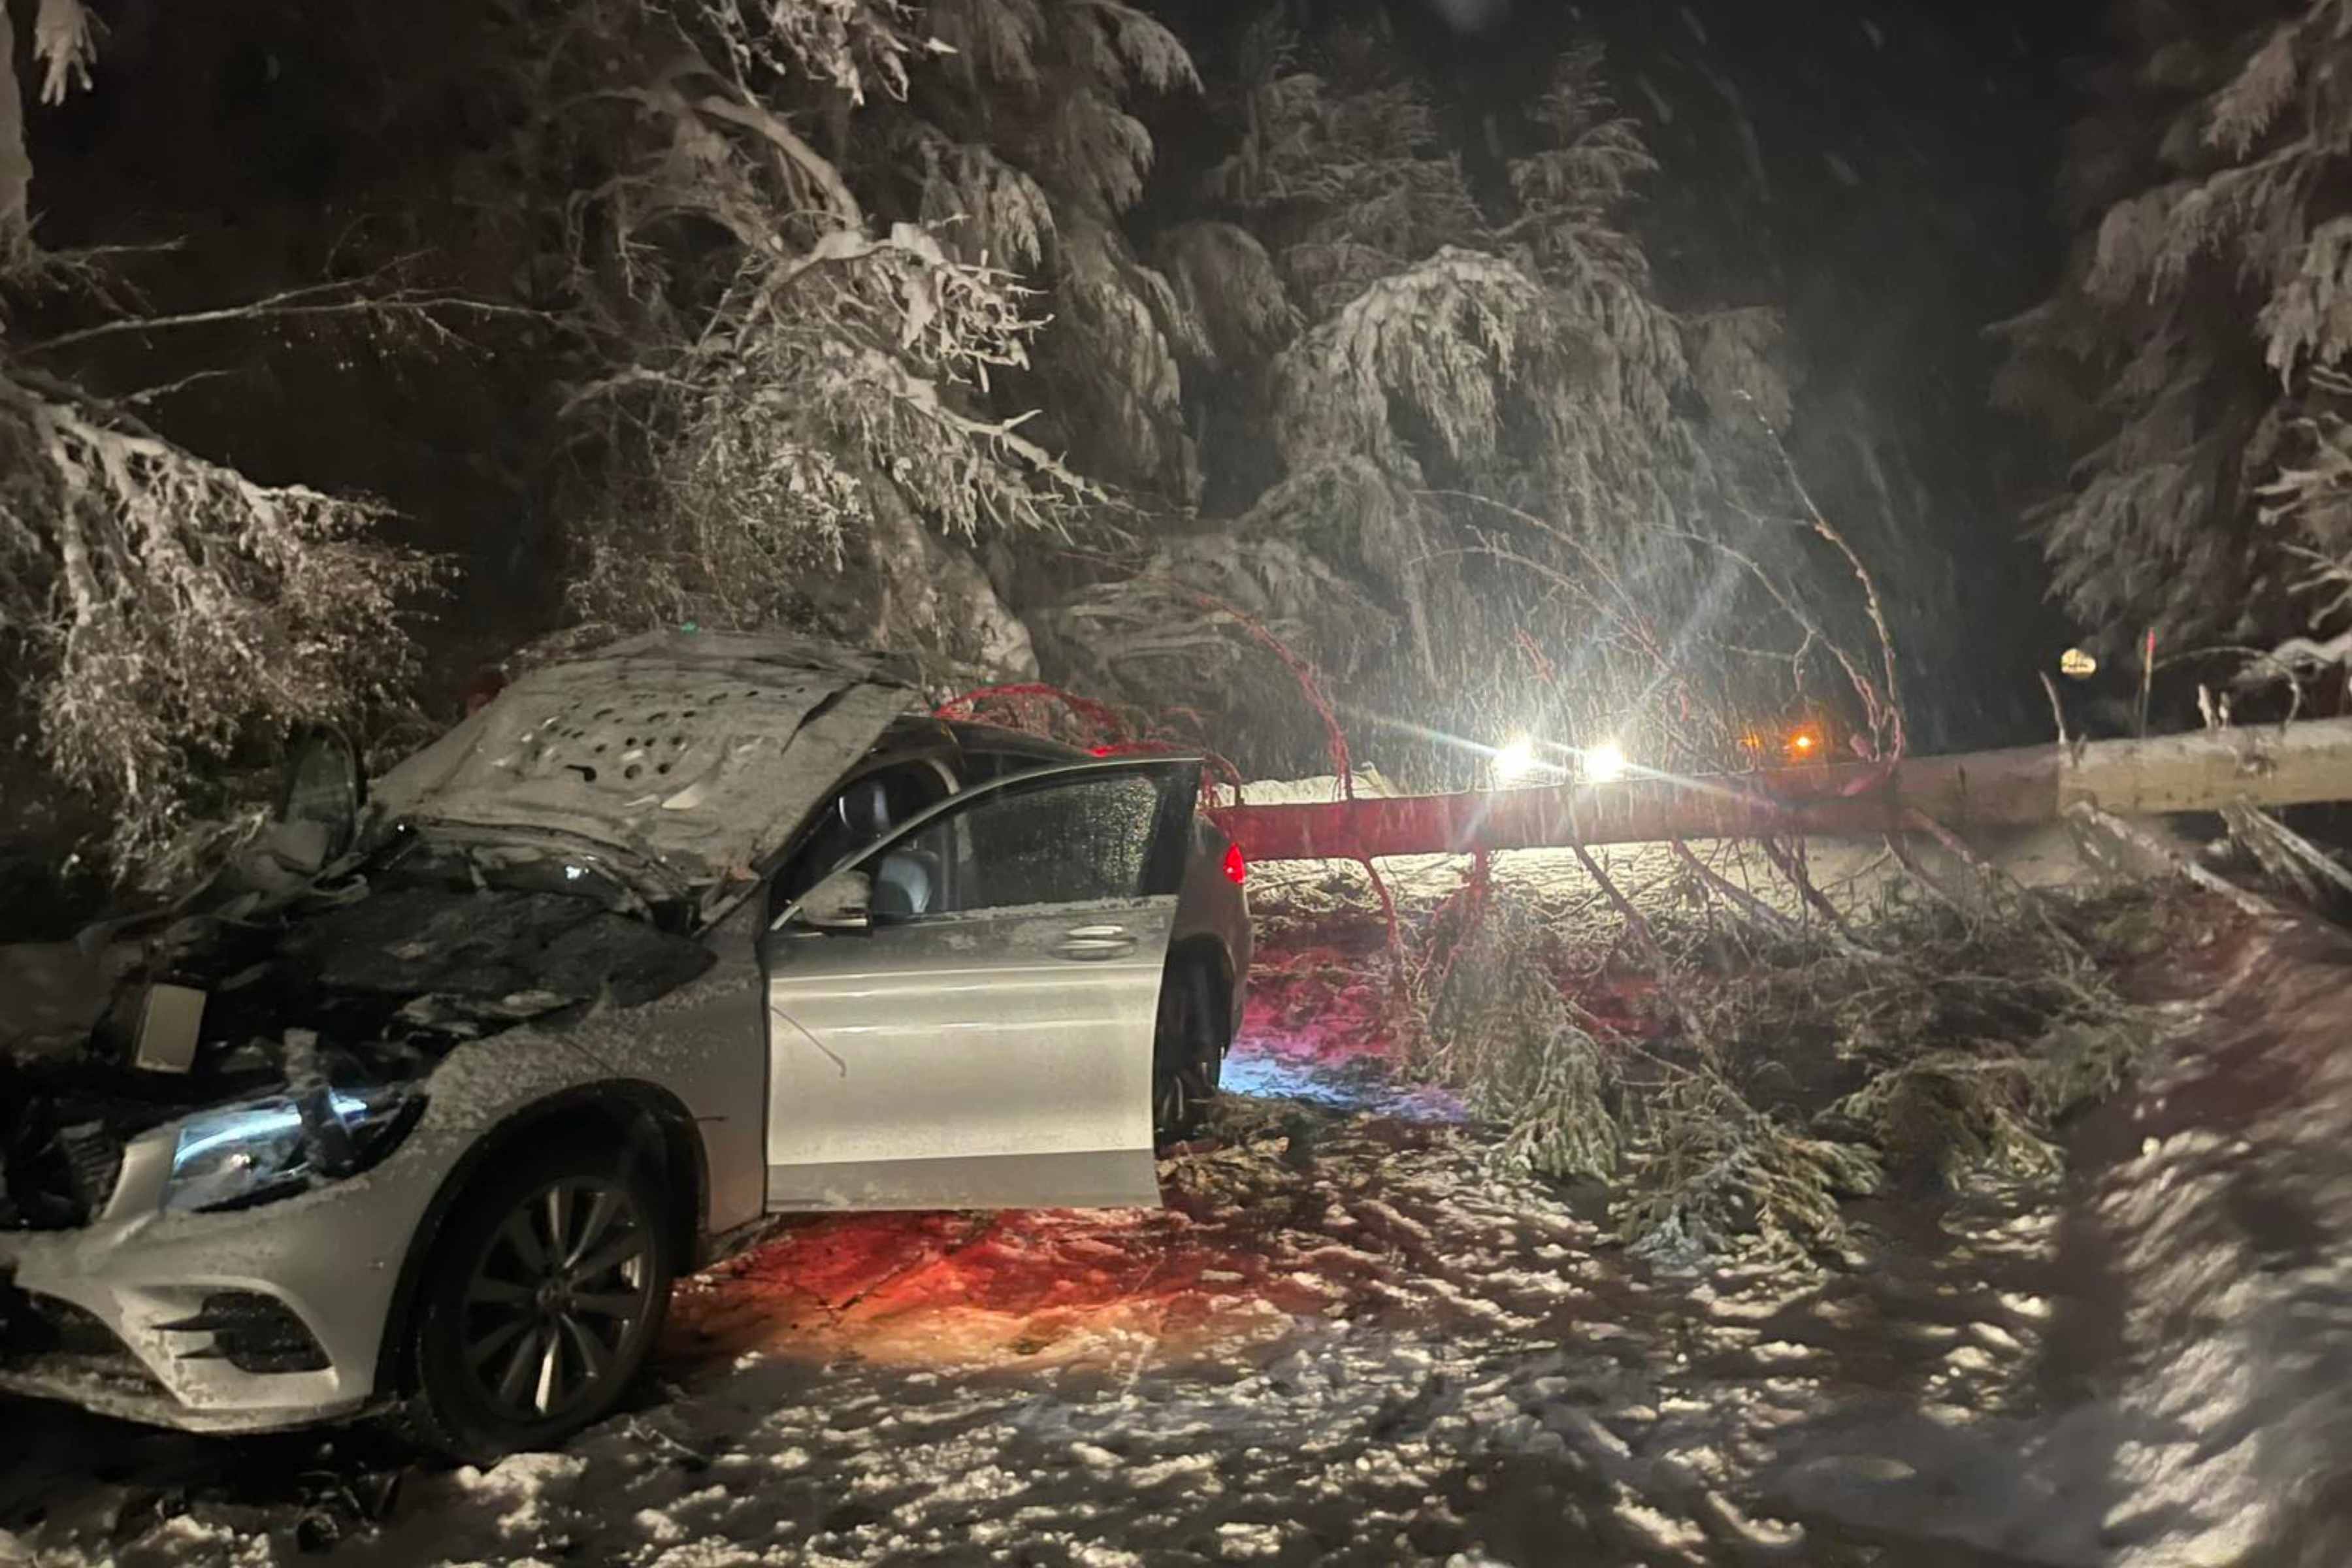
[1153, 958, 1224, 1147]
[401, 1141, 677, 1462]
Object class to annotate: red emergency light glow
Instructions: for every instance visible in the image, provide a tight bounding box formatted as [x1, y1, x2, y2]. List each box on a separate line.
[1222, 841, 1248, 885]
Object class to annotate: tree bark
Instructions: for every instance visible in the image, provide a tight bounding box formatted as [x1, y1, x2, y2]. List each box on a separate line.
[1211, 719, 2352, 860]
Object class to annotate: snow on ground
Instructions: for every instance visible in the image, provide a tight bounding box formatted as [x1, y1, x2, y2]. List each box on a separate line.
[1, 1096, 2071, 1567]
[4, 870, 2349, 1567]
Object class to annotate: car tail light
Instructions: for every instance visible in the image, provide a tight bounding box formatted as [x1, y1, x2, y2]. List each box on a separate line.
[1222, 842, 1247, 885]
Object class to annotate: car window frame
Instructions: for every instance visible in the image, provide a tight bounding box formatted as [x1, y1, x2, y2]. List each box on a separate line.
[947, 729, 1092, 785]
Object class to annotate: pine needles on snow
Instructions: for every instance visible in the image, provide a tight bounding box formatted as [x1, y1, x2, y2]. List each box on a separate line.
[1411, 868, 2171, 1269]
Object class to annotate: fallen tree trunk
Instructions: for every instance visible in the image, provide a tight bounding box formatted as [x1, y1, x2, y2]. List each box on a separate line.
[1211, 719, 2352, 861]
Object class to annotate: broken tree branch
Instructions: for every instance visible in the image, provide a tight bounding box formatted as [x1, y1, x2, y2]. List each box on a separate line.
[2066, 804, 2274, 920]
[1672, 838, 1803, 939]
[1757, 834, 1872, 949]
[23, 278, 544, 356]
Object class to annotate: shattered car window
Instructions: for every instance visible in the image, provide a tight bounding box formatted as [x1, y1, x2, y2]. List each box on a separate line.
[886, 774, 1169, 916]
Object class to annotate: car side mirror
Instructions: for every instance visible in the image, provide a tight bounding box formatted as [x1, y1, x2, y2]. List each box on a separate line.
[792, 869, 872, 933]
[268, 726, 364, 874]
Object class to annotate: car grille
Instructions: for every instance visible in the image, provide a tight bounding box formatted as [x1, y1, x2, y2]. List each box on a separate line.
[1, 1103, 127, 1231]
[54, 1122, 124, 1222]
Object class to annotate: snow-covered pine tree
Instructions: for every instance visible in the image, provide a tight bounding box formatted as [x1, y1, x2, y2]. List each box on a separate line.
[1037, 26, 1805, 778]
[892, 0, 1207, 508]
[547, 0, 1210, 681]
[542, 0, 1078, 668]
[0, 357, 431, 870]
[2001, 0, 2352, 671]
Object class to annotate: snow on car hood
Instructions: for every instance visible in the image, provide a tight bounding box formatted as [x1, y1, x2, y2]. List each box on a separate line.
[368, 632, 919, 892]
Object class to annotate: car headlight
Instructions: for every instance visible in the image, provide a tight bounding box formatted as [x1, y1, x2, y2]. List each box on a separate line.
[163, 1083, 423, 1214]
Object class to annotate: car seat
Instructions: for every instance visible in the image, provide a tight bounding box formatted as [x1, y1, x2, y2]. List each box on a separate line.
[872, 847, 942, 919]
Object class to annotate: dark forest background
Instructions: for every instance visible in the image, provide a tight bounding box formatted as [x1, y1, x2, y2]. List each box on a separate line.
[8, 0, 2346, 889]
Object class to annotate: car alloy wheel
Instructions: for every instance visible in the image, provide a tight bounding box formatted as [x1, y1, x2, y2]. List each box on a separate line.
[459, 1175, 659, 1423]
[406, 1144, 676, 1460]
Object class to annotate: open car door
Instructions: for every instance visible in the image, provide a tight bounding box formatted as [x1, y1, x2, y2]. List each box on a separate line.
[762, 757, 1201, 1211]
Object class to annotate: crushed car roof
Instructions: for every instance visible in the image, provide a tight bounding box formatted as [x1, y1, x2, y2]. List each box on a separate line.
[367, 632, 920, 891]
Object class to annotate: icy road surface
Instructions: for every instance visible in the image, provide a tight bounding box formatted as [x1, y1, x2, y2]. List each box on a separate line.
[4, 873, 2348, 1567]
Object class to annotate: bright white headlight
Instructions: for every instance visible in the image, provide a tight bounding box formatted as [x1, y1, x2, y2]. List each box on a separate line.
[163, 1085, 416, 1213]
[1492, 736, 1539, 783]
[1584, 741, 1628, 783]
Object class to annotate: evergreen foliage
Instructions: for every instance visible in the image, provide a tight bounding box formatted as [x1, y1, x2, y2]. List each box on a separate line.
[534, 0, 1128, 653]
[2002, 0, 2352, 666]
[1416, 874, 2162, 1267]
[0, 363, 430, 867]
[0, 0, 1888, 868]
[1041, 24, 1823, 778]
[2, 1, 433, 868]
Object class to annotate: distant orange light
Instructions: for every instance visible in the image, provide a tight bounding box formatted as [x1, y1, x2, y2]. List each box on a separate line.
[1791, 730, 1818, 754]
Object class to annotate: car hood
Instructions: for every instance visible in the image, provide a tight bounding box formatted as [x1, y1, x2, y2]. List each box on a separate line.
[368, 631, 917, 894]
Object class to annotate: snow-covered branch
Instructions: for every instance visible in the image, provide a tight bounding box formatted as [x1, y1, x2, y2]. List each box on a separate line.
[0, 367, 431, 870]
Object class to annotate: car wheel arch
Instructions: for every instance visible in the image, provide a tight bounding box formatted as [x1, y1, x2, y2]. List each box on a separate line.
[370, 1079, 707, 1402]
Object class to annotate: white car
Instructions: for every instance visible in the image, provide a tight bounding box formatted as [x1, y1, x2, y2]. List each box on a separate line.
[0, 632, 1250, 1457]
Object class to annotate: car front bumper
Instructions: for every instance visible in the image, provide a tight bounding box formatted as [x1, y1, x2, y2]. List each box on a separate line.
[0, 1039, 603, 1435]
[0, 1132, 439, 1433]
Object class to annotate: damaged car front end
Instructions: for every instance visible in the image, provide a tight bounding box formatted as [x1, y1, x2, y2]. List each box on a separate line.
[0, 877, 670, 1431]
[1, 632, 915, 1442]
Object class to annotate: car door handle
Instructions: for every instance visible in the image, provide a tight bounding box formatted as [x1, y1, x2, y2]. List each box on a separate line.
[1056, 924, 1137, 959]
